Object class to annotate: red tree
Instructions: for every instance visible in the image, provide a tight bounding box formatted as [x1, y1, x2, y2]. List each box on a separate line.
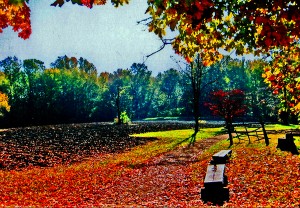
[205, 89, 247, 146]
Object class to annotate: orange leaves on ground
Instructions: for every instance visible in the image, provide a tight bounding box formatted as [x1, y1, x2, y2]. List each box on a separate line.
[226, 147, 300, 207]
[0, 0, 31, 39]
[1, 124, 299, 207]
[0, 163, 124, 206]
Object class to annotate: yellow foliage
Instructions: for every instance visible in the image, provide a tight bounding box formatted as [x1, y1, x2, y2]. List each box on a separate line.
[0, 92, 10, 115]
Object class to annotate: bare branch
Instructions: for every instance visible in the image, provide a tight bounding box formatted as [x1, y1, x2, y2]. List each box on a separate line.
[142, 38, 175, 65]
[137, 17, 152, 26]
[145, 38, 174, 58]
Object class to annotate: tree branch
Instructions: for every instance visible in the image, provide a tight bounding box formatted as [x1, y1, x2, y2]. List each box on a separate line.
[137, 17, 152, 26]
[145, 38, 174, 58]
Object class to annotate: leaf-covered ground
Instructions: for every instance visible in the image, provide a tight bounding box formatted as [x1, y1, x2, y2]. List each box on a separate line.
[0, 122, 195, 170]
[0, 123, 299, 206]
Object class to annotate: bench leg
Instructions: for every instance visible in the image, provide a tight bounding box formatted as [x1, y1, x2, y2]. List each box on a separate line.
[201, 187, 229, 205]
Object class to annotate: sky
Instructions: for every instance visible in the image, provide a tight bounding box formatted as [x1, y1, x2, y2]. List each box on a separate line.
[0, 0, 183, 75]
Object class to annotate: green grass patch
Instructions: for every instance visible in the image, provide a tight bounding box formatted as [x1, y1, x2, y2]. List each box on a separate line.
[130, 128, 223, 142]
[265, 123, 300, 130]
[143, 117, 181, 121]
[126, 128, 223, 164]
[72, 128, 224, 172]
[193, 123, 300, 162]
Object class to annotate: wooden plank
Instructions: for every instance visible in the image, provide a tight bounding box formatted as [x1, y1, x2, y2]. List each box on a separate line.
[212, 150, 232, 164]
[213, 150, 232, 157]
[204, 164, 225, 188]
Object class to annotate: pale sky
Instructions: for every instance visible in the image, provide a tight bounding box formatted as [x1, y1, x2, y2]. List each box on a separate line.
[0, 0, 182, 75]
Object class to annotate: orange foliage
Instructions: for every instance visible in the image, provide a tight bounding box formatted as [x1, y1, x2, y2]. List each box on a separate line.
[262, 45, 300, 113]
[0, 0, 31, 39]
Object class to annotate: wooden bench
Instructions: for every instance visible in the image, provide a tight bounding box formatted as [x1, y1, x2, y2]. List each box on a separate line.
[201, 164, 229, 203]
[211, 150, 232, 164]
[201, 150, 232, 204]
[277, 133, 299, 155]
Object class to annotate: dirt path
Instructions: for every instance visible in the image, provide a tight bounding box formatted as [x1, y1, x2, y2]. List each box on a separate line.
[100, 134, 228, 207]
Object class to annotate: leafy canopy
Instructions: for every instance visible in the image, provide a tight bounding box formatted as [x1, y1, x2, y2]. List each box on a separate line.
[262, 45, 300, 114]
[205, 89, 247, 124]
[3, 0, 300, 64]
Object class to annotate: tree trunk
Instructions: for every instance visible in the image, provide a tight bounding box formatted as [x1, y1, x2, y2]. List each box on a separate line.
[227, 123, 233, 146]
[260, 119, 269, 146]
[116, 86, 121, 125]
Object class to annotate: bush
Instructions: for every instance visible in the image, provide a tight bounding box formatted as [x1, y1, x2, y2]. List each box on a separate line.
[114, 111, 131, 124]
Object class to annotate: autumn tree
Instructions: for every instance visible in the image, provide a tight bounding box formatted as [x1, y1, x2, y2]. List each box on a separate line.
[0, 0, 31, 39]
[50, 55, 78, 70]
[205, 89, 247, 146]
[263, 45, 300, 124]
[0, 92, 10, 116]
[246, 59, 279, 122]
[182, 54, 223, 142]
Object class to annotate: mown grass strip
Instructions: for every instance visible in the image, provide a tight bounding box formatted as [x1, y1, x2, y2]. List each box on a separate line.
[112, 128, 223, 166]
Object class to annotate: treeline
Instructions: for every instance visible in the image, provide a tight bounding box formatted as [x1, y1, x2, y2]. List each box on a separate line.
[0, 55, 278, 127]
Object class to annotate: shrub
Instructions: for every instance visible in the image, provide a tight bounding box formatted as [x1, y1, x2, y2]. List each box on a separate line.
[114, 111, 131, 124]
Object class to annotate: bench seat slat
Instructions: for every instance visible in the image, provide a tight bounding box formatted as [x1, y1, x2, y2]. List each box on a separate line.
[204, 164, 225, 188]
[213, 150, 232, 157]
[212, 150, 232, 164]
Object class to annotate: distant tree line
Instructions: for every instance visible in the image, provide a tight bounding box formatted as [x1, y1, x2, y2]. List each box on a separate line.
[0, 55, 279, 127]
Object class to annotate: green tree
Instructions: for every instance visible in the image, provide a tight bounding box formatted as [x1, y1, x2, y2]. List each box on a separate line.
[107, 68, 131, 124]
[78, 57, 97, 75]
[0, 56, 28, 124]
[128, 63, 153, 119]
[154, 68, 182, 117]
[50, 55, 78, 70]
[23, 59, 45, 122]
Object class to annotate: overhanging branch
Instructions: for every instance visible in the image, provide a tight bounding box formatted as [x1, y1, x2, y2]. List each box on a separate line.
[137, 17, 152, 26]
[145, 38, 174, 58]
